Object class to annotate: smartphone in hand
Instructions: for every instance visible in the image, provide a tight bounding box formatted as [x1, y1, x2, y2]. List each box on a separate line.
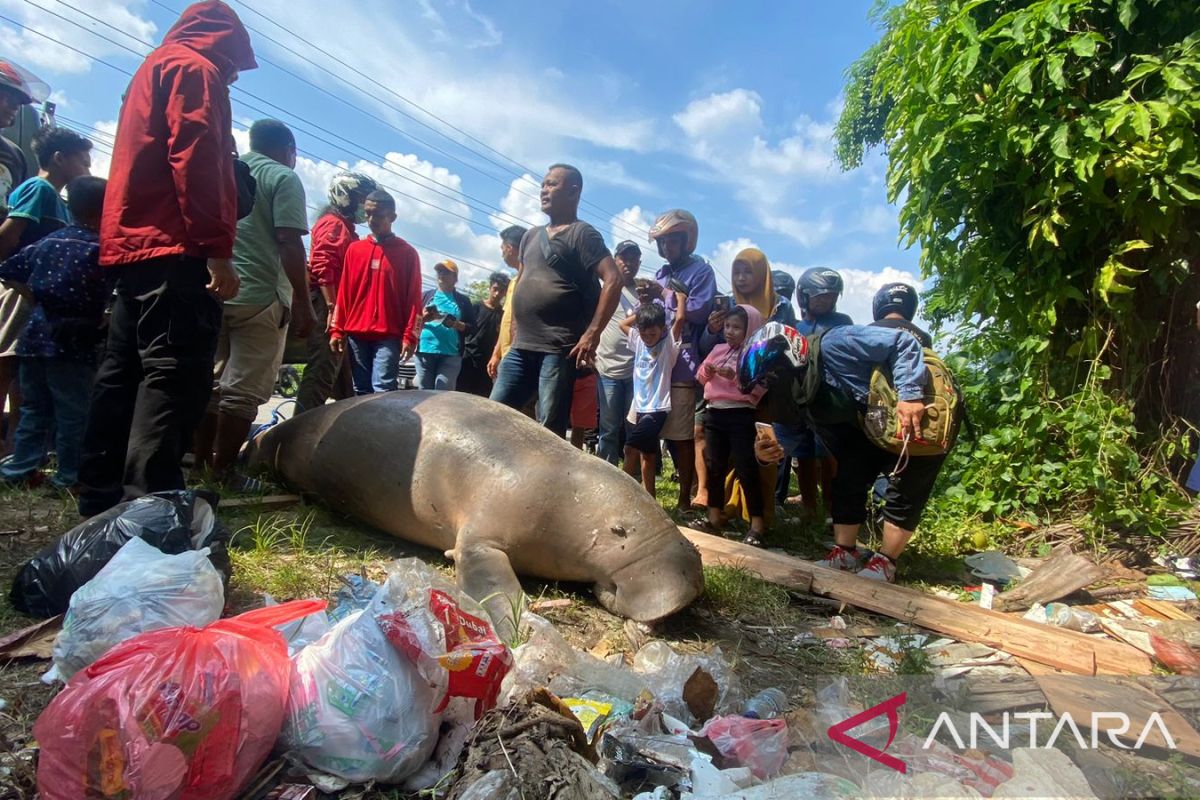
[754, 422, 778, 445]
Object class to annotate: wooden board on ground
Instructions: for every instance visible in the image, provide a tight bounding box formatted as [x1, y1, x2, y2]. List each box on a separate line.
[681, 527, 1152, 677]
[994, 544, 1106, 611]
[220, 494, 303, 510]
[1019, 658, 1200, 760]
[1135, 599, 1195, 622]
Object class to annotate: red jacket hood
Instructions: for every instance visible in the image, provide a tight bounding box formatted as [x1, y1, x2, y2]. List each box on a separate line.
[163, 1, 257, 75]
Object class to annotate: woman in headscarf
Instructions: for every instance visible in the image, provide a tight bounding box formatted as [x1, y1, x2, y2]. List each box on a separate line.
[696, 247, 796, 532]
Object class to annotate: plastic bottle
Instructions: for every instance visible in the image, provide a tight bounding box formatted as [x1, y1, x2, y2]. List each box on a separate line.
[1046, 603, 1101, 633]
[742, 688, 788, 719]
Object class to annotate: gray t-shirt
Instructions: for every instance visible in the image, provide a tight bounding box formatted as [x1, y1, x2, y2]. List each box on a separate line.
[512, 221, 611, 353]
[594, 285, 640, 380]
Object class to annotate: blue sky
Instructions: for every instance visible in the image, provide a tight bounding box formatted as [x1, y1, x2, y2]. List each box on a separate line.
[2, 0, 923, 322]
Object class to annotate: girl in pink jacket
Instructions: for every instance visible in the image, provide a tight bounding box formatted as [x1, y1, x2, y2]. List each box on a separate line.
[697, 304, 766, 541]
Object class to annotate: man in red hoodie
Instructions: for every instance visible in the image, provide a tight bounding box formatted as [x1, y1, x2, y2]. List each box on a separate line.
[330, 189, 422, 394]
[75, 0, 256, 516]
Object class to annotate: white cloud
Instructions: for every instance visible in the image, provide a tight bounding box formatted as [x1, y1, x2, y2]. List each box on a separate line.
[86, 120, 118, 179]
[0, 0, 155, 75]
[609, 205, 654, 249]
[706, 237, 924, 326]
[491, 174, 545, 231]
[673, 88, 842, 248]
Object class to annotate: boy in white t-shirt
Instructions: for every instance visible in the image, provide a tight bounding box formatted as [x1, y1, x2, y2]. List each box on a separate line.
[618, 290, 687, 496]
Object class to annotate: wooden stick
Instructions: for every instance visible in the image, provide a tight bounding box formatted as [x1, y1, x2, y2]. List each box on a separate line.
[219, 494, 303, 509]
[680, 527, 1152, 676]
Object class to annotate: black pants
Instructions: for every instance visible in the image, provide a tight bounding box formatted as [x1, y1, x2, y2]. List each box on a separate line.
[77, 256, 221, 516]
[704, 407, 763, 517]
[818, 421, 946, 531]
[456, 356, 493, 397]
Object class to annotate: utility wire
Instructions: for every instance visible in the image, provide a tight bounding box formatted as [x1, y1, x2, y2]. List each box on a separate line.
[146, 0, 651, 241]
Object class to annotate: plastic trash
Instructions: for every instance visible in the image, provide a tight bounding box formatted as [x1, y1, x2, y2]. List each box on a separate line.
[964, 551, 1027, 584]
[633, 640, 741, 725]
[1045, 603, 1102, 633]
[1148, 585, 1198, 601]
[700, 715, 788, 780]
[329, 573, 379, 622]
[50, 537, 224, 680]
[34, 599, 324, 800]
[282, 559, 512, 784]
[265, 594, 330, 656]
[687, 772, 859, 799]
[742, 688, 788, 720]
[282, 609, 443, 784]
[991, 747, 1097, 798]
[11, 490, 229, 617]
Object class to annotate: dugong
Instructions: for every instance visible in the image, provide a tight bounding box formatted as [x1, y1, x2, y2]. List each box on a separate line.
[249, 391, 704, 628]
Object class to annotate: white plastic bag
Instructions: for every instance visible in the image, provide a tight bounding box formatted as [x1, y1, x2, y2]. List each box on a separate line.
[282, 558, 512, 785]
[49, 536, 223, 680]
[282, 609, 443, 784]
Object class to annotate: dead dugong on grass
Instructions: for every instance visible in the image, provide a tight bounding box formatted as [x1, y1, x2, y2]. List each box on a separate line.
[248, 391, 704, 631]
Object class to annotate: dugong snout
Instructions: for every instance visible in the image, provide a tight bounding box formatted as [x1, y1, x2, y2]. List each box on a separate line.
[597, 533, 704, 622]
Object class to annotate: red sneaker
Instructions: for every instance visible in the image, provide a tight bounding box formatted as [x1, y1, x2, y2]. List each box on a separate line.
[859, 553, 897, 583]
[815, 545, 867, 573]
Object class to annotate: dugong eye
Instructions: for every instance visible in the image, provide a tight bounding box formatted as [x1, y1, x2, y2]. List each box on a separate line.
[610, 525, 627, 537]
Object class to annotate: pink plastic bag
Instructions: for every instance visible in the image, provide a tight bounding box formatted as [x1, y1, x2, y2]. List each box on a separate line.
[35, 599, 326, 800]
[701, 715, 788, 779]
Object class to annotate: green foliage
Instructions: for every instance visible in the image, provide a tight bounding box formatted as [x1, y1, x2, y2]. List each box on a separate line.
[464, 279, 490, 303]
[836, 0, 1199, 536]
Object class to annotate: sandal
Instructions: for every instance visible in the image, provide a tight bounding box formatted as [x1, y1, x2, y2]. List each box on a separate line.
[692, 518, 724, 534]
[743, 531, 765, 547]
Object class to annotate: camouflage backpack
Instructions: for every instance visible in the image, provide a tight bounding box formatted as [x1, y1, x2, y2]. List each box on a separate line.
[862, 346, 962, 456]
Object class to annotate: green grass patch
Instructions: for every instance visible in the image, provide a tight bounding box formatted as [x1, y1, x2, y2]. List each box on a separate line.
[702, 564, 791, 620]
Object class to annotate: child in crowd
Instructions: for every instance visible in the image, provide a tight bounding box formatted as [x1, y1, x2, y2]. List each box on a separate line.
[619, 290, 687, 497]
[697, 304, 767, 543]
[0, 176, 108, 488]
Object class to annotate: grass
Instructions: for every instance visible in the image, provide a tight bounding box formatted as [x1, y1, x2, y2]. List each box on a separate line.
[702, 563, 791, 621]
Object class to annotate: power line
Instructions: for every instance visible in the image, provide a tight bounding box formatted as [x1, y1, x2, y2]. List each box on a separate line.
[146, 0, 651, 241]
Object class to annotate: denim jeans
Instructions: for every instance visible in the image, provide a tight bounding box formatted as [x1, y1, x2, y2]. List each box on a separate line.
[489, 348, 576, 437]
[415, 352, 463, 391]
[3, 357, 96, 487]
[347, 336, 402, 394]
[596, 374, 633, 464]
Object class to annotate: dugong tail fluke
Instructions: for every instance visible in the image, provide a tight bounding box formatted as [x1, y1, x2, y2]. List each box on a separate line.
[249, 391, 704, 633]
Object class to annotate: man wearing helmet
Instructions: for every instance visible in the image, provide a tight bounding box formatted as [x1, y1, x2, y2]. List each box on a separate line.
[871, 282, 931, 348]
[490, 164, 622, 437]
[774, 267, 853, 518]
[295, 170, 378, 414]
[642, 209, 717, 511]
[0, 59, 46, 217]
[746, 322, 936, 583]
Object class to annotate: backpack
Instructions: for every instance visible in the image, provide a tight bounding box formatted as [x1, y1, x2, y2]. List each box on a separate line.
[794, 331, 962, 456]
[862, 345, 962, 456]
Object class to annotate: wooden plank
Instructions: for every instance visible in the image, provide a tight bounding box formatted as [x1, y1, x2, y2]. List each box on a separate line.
[994, 545, 1105, 611]
[681, 527, 1152, 676]
[220, 494, 303, 509]
[1136, 599, 1195, 622]
[1019, 658, 1200, 759]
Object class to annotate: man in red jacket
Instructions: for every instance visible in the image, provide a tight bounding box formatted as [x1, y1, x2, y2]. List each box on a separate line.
[330, 190, 422, 394]
[75, 0, 256, 516]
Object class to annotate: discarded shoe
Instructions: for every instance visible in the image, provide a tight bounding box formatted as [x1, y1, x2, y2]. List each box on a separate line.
[814, 545, 866, 573]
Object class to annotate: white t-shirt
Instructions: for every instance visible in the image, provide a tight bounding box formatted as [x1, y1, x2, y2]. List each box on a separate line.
[630, 329, 680, 414]
[594, 286, 640, 380]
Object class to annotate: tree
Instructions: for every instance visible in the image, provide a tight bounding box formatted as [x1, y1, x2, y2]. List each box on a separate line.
[464, 279, 490, 304]
[836, 0, 1198, 534]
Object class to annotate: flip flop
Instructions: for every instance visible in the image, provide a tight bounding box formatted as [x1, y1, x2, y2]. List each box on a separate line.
[743, 531, 765, 547]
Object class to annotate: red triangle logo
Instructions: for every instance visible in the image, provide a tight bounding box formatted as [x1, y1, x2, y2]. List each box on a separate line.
[826, 691, 907, 773]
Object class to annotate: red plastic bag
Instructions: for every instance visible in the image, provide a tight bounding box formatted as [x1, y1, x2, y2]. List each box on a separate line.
[701, 715, 788, 779]
[35, 599, 326, 800]
[370, 559, 512, 718]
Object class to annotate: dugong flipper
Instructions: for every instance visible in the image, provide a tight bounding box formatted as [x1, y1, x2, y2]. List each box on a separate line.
[249, 391, 704, 632]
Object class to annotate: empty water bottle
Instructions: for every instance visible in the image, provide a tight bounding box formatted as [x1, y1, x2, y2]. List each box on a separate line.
[1046, 603, 1101, 633]
[742, 688, 788, 719]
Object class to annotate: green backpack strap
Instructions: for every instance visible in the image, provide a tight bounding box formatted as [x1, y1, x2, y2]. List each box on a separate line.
[793, 331, 858, 427]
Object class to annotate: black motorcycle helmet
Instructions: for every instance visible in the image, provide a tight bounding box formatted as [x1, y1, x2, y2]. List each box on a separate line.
[797, 267, 844, 310]
[771, 270, 796, 304]
[872, 282, 919, 322]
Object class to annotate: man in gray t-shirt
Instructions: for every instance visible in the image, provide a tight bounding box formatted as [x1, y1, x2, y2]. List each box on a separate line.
[594, 240, 642, 464]
[489, 164, 621, 437]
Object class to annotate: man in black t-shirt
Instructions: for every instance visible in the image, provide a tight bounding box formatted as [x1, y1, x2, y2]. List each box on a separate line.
[870, 282, 932, 348]
[489, 164, 621, 437]
[458, 271, 511, 397]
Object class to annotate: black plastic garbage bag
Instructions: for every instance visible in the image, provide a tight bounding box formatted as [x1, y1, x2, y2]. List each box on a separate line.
[10, 490, 230, 617]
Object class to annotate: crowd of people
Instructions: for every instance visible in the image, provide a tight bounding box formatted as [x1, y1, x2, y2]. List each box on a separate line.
[0, 0, 954, 585]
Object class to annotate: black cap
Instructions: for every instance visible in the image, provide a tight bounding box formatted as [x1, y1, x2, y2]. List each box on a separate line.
[615, 240, 641, 256]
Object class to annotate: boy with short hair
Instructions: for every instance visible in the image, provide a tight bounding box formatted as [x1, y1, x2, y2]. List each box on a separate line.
[619, 291, 687, 497]
[0, 176, 108, 488]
